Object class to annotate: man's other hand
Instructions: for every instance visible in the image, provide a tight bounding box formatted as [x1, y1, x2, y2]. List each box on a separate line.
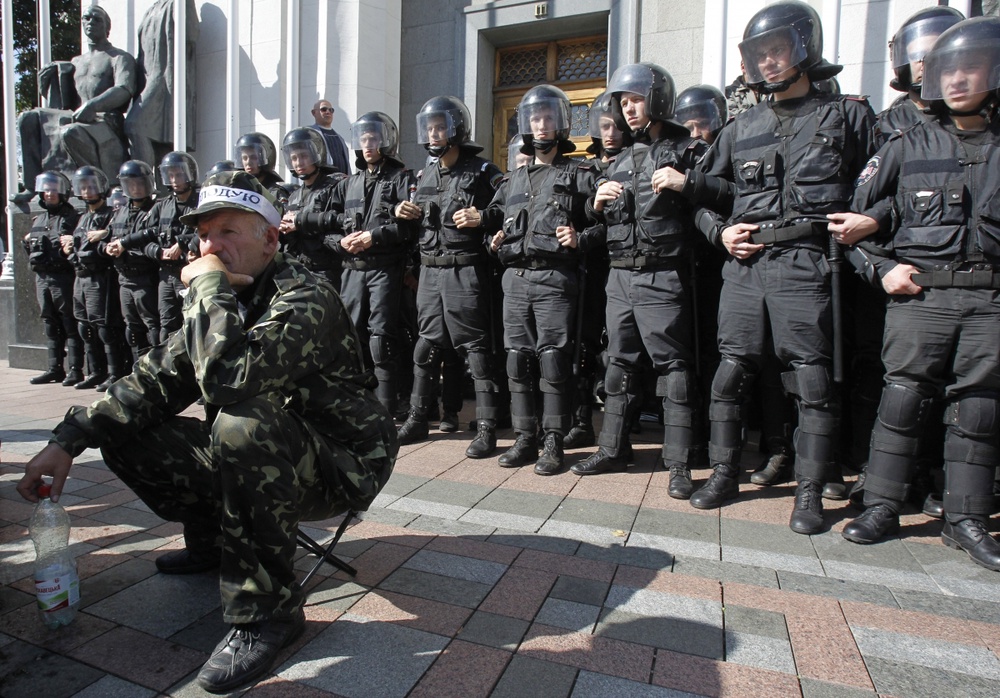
[17, 444, 73, 503]
[181, 253, 254, 288]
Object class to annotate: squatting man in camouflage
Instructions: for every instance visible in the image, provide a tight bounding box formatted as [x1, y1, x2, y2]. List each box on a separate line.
[17, 171, 399, 694]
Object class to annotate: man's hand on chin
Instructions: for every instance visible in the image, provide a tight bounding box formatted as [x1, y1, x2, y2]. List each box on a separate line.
[182, 254, 254, 289]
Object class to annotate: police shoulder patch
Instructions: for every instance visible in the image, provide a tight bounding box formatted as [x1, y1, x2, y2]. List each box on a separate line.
[855, 156, 880, 187]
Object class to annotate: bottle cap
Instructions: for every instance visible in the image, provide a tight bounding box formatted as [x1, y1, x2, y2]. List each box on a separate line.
[38, 484, 52, 498]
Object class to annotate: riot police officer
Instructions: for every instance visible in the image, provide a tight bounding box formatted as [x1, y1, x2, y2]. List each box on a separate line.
[22, 171, 82, 385]
[278, 127, 346, 287]
[67, 166, 123, 390]
[841, 17, 1000, 571]
[691, 1, 878, 534]
[119, 152, 199, 343]
[674, 84, 728, 144]
[104, 160, 159, 362]
[303, 113, 417, 416]
[571, 64, 708, 496]
[395, 96, 504, 457]
[482, 85, 600, 474]
[235, 132, 291, 202]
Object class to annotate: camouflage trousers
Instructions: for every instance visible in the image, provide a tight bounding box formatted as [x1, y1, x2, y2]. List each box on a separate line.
[101, 394, 356, 624]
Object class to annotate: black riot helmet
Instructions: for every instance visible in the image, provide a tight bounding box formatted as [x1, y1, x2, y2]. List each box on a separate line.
[416, 96, 481, 157]
[674, 84, 728, 139]
[517, 85, 574, 156]
[890, 6, 964, 92]
[72, 165, 110, 205]
[234, 132, 278, 175]
[507, 134, 528, 171]
[351, 111, 403, 168]
[34, 171, 71, 207]
[158, 151, 198, 194]
[921, 17, 1000, 114]
[586, 91, 627, 157]
[606, 63, 689, 140]
[205, 160, 239, 179]
[281, 127, 328, 179]
[739, 1, 841, 94]
[117, 160, 155, 201]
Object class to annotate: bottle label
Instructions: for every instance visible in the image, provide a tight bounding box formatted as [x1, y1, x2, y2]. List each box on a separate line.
[35, 564, 80, 613]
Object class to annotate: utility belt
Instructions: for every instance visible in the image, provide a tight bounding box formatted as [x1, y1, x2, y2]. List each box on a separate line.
[117, 264, 156, 278]
[341, 255, 404, 271]
[511, 257, 576, 271]
[30, 264, 73, 276]
[420, 253, 483, 268]
[911, 264, 1000, 289]
[748, 219, 828, 246]
[609, 254, 682, 270]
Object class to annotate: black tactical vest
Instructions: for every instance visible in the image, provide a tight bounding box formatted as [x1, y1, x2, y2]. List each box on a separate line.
[285, 174, 341, 271]
[414, 159, 491, 255]
[26, 204, 77, 273]
[603, 137, 701, 260]
[340, 168, 407, 264]
[893, 122, 1000, 269]
[111, 203, 157, 276]
[730, 96, 855, 225]
[73, 206, 115, 273]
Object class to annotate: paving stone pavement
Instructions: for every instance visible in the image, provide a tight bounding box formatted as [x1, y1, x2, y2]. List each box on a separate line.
[2, 361, 1000, 697]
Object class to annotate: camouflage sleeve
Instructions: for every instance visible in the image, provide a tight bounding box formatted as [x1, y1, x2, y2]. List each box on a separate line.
[181, 268, 340, 405]
[50, 333, 200, 457]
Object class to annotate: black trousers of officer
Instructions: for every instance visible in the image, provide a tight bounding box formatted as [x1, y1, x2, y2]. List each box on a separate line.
[862, 287, 1000, 523]
[411, 263, 499, 422]
[35, 271, 81, 370]
[502, 266, 577, 436]
[573, 255, 609, 423]
[73, 268, 125, 376]
[340, 262, 404, 415]
[159, 265, 186, 344]
[711, 245, 839, 482]
[600, 266, 697, 466]
[119, 270, 160, 360]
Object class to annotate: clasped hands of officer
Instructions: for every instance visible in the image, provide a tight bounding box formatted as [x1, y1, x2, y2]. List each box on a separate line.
[394, 200, 482, 230]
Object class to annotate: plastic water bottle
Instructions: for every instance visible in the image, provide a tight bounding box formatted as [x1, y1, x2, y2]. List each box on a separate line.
[30, 483, 79, 628]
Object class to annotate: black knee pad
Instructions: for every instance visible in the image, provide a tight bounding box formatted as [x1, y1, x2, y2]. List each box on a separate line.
[604, 361, 638, 397]
[369, 335, 393, 367]
[711, 358, 754, 402]
[946, 393, 1000, 440]
[125, 326, 143, 347]
[876, 383, 933, 435]
[43, 321, 65, 341]
[77, 321, 95, 343]
[413, 338, 440, 368]
[538, 348, 571, 386]
[781, 364, 832, 407]
[467, 350, 498, 393]
[506, 350, 534, 383]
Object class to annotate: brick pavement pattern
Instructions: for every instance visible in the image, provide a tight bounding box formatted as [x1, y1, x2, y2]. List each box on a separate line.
[1, 361, 999, 697]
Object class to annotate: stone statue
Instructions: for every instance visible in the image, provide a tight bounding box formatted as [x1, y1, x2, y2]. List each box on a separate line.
[14, 5, 138, 200]
[125, 0, 200, 167]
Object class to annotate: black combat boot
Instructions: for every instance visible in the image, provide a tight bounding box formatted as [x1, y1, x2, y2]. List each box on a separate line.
[571, 446, 632, 476]
[842, 504, 900, 544]
[563, 404, 596, 448]
[534, 432, 565, 475]
[439, 411, 460, 433]
[498, 433, 538, 468]
[942, 518, 1000, 571]
[750, 452, 791, 486]
[397, 408, 430, 445]
[690, 463, 740, 509]
[922, 493, 944, 519]
[62, 366, 85, 386]
[822, 467, 848, 500]
[667, 463, 693, 500]
[789, 479, 825, 535]
[75, 371, 108, 390]
[465, 420, 497, 459]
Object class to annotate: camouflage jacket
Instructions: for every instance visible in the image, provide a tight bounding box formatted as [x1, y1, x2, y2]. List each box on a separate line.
[51, 252, 397, 510]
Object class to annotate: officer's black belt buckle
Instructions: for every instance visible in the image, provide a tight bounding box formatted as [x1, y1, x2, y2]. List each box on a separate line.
[342, 257, 403, 271]
[518, 259, 572, 271]
[749, 220, 827, 246]
[420, 254, 482, 267]
[911, 266, 1000, 289]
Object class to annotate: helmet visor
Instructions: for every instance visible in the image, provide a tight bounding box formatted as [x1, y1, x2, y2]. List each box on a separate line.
[351, 121, 390, 151]
[675, 101, 723, 135]
[588, 101, 615, 139]
[739, 27, 809, 85]
[281, 141, 322, 171]
[235, 144, 269, 170]
[607, 65, 654, 100]
[159, 162, 195, 188]
[517, 97, 571, 138]
[416, 111, 457, 145]
[892, 15, 962, 69]
[120, 175, 152, 200]
[72, 173, 105, 198]
[508, 139, 529, 171]
[921, 43, 1000, 101]
[35, 172, 68, 196]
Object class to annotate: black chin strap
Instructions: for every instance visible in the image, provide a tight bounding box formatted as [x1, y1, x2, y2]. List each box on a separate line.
[758, 69, 804, 95]
[533, 139, 556, 154]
